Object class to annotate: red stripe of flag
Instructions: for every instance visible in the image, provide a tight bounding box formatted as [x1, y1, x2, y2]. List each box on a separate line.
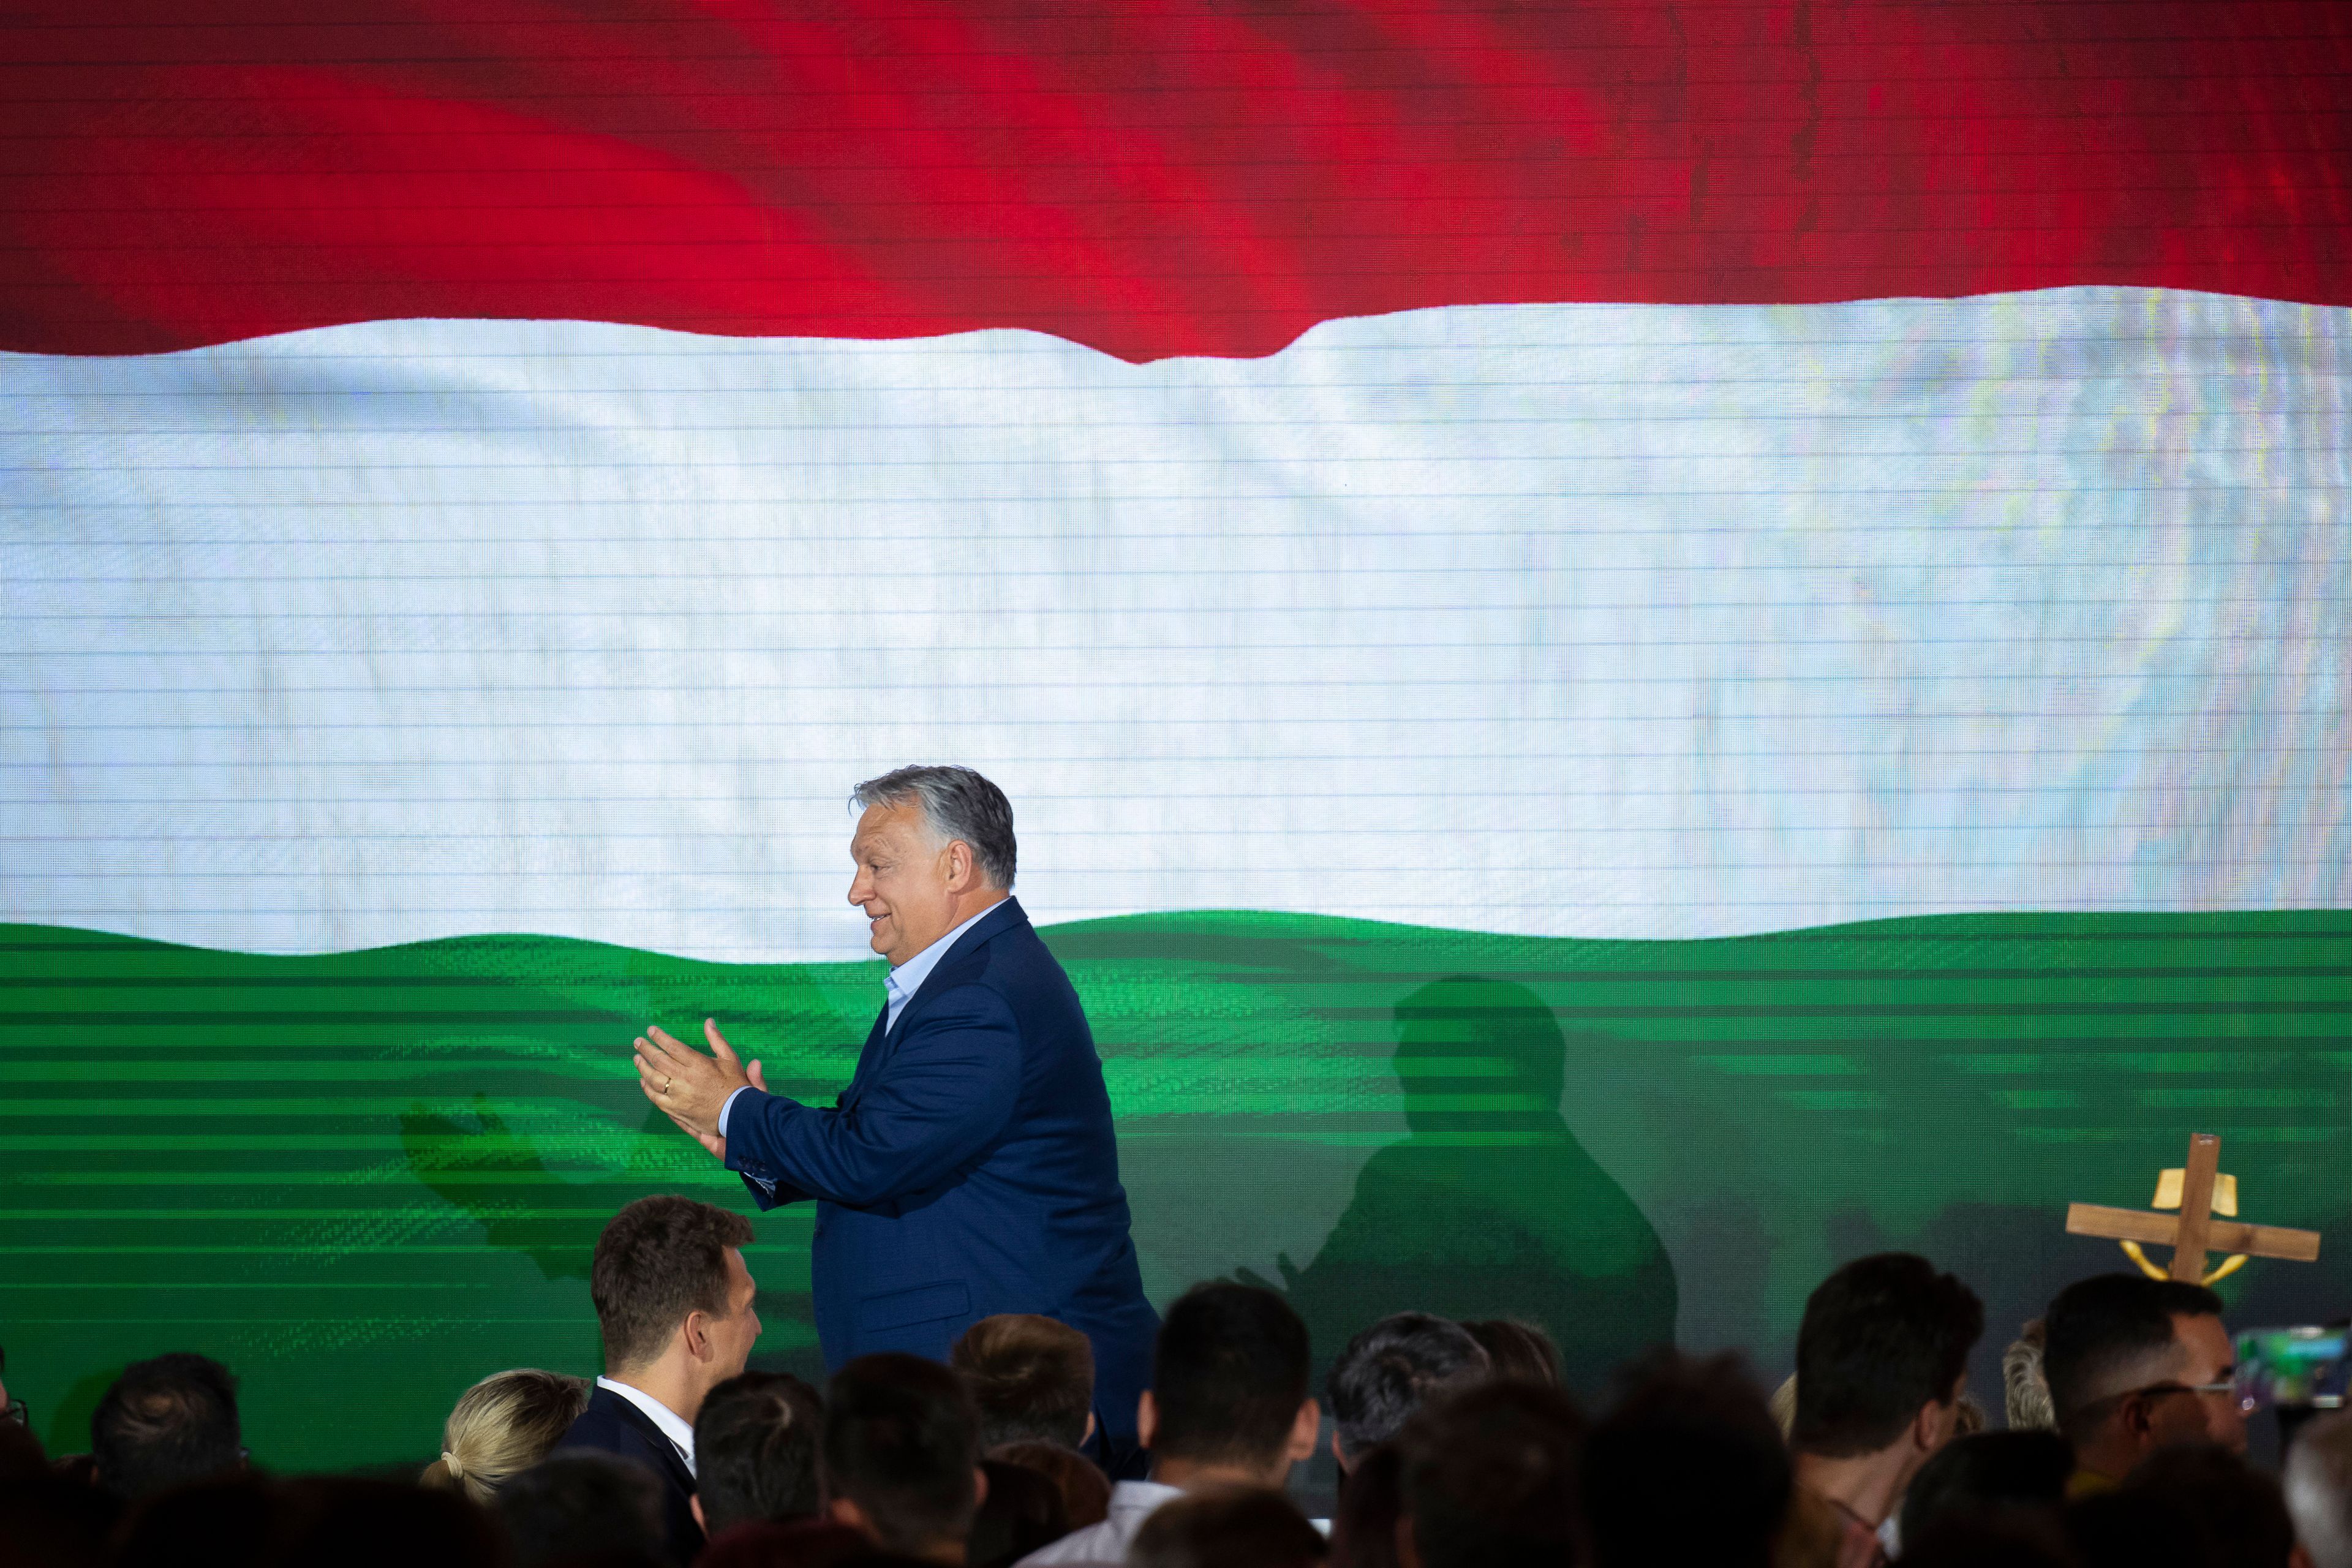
[2, 0, 2347, 361]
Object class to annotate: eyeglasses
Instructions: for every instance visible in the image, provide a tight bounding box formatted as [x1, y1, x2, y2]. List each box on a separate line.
[2134, 1378, 2256, 1415]
[2069, 1377, 2253, 1425]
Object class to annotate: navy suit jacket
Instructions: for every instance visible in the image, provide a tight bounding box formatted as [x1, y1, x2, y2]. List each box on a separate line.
[723, 897, 1158, 1453]
[552, 1385, 703, 1567]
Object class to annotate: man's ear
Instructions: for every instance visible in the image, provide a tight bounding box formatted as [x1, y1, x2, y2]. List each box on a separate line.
[1286, 1398, 1321, 1463]
[1085, 1410, 1097, 1444]
[1137, 1389, 1159, 1452]
[1332, 1427, 1351, 1475]
[972, 1466, 990, 1510]
[690, 1496, 706, 1533]
[680, 1309, 710, 1362]
[1912, 1397, 1945, 1452]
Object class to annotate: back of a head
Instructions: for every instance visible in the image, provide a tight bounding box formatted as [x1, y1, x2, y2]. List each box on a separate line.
[967, 1457, 1069, 1568]
[2042, 1275, 2223, 1442]
[1902, 1515, 2082, 1568]
[2070, 1486, 2209, 1568]
[1150, 1281, 1311, 1467]
[1793, 1253, 1985, 1458]
[822, 1352, 983, 1556]
[988, 1439, 1110, 1530]
[273, 1476, 508, 1568]
[1328, 1314, 1491, 1463]
[2006, 1320, 2059, 1431]
[1, 1471, 112, 1568]
[1464, 1320, 1563, 1387]
[1584, 1351, 1788, 1568]
[693, 1519, 876, 1568]
[1397, 1381, 1586, 1568]
[590, 1194, 755, 1373]
[1329, 1443, 1404, 1568]
[92, 1352, 245, 1504]
[495, 1450, 666, 1568]
[2286, 1411, 2352, 1568]
[2120, 1444, 2292, 1568]
[1900, 1431, 2077, 1546]
[1128, 1487, 1328, 1568]
[110, 1474, 280, 1568]
[950, 1314, 1096, 1450]
[693, 1370, 826, 1537]
[424, 1369, 591, 1505]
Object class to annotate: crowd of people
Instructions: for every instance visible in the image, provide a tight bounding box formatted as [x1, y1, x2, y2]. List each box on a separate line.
[7, 1191, 2352, 1568]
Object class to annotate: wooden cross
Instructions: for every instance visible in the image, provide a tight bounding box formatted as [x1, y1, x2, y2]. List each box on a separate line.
[2065, 1132, 2321, 1286]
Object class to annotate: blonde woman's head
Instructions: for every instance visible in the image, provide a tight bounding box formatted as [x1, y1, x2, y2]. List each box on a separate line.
[420, 1369, 590, 1504]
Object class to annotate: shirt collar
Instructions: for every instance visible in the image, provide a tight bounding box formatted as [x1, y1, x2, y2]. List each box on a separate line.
[883, 898, 1007, 1011]
[595, 1376, 697, 1476]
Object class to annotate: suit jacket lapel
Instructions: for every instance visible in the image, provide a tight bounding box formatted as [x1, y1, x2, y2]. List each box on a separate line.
[877, 898, 1027, 1052]
[839, 1003, 891, 1109]
[840, 900, 1028, 1110]
[603, 1390, 694, 1494]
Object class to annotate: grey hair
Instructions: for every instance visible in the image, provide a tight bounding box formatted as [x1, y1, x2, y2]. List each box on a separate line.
[2291, 1412, 2352, 1568]
[851, 765, 1017, 889]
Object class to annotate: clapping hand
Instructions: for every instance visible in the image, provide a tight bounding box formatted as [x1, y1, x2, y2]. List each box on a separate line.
[633, 1017, 768, 1161]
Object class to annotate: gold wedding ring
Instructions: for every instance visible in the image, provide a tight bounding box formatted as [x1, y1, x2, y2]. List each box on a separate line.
[662, 1076, 674, 1095]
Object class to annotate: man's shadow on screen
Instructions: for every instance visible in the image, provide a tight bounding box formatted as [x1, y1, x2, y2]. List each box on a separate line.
[1254, 976, 1678, 1395]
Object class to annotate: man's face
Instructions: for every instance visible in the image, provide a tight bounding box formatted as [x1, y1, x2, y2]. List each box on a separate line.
[709, 1248, 763, 1380]
[2150, 1311, 2246, 1455]
[847, 802, 957, 965]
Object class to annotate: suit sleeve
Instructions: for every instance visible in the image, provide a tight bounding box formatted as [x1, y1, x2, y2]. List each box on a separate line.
[722, 981, 1023, 1209]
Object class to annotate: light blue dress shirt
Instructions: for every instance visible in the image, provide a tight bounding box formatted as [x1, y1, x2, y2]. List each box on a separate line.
[718, 899, 1006, 1142]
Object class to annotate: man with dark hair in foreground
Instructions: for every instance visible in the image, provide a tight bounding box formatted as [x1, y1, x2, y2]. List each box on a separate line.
[1395, 1381, 1585, 1568]
[1326, 1313, 1490, 1474]
[1789, 1253, 1984, 1566]
[559, 1193, 764, 1564]
[824, 1352, 989, 1565]
[498, 1450, 669, 1568]
[1585, 1352, 1788, 1568]
[2041, 1272, 2243, 1494]
[1020, 1281, 1320, 1566]
[1128, 1487, 1328, 1568]
[89, 1351, 245, 1504]
[690, 1370, 825, 1539]
[952, 1313, 1096, 1451]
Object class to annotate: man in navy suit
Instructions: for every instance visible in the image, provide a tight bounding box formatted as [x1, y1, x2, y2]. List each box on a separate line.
[556, 1194, 764, 1566]
[633, 766, 1160, 1470]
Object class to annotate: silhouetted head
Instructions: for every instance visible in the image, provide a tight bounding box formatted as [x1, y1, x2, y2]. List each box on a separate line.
[1898, 1430, 2074, 1545]
[1396, 1381, 1586, 1568]
[1144, 1282, 1318, 1486]
[1129, 1486, 1327, 1568]
[692, 1370, 825, 1537]
[1585, 1351, 1787, 1568]
[2042, 1273, 2239, 1479]
[821, 1353, 984, 1559]
[967, 1457, 1068, 1568]
[1327, 1313, 1490, 1466]
[1392, 978, 1564, 1132]
[950, 1313, 1096, 1450]
[91, 1352, 244, 1504]
[496, 1450, 665, 1568]
[1793, 1253, 1982, 1463]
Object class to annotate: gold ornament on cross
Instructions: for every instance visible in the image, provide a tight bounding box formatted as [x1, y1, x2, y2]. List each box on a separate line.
[2065, 1132, 2321, 1286]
